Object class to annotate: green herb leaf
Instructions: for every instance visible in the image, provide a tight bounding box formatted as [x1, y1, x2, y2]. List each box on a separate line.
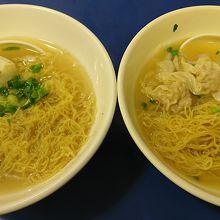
[166, 47, 179, 57]
[150, 99, 157, 104]
[173, 24, 178, 32]
[30, 90, 39, 99]
[0, 87, 9, 96]
[0, 104, 17, 117]
[30, 63, 43, 73]
[1, 75, 49, 116]
[2, 46, 20, 51]
[211, 107, 220, 113]
[216, 50, 220, 55]
[37, 87, 49, 99]
[7, 118, 11, 125]
[192, 176, 199, 181]
[0, 105, 5, 117]
[21, 100, 32, 109]
[141, 102, 148, 110]
[7, 76, 25, 89]
[4, 105, 17, 114]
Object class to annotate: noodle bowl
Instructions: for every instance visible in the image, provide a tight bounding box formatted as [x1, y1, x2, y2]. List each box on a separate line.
[0, 4, 116, 214]
[136, 42, 220, 179]
[118, 6, 220, 206]
[0, 38, 96, 190]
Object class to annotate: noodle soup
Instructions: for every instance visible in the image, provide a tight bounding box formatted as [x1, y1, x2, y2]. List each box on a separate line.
[135, 40, 220, 193]
[0, 38, 96, 193]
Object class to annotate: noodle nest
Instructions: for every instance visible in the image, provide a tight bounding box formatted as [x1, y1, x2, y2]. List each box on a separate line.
[0, 52, 96, 184]
[139, 98, 220, 177]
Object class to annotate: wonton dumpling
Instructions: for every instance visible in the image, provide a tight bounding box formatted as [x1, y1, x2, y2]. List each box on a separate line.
[190, 55, 220, 94]
[144, 78, 192, 112]
[144, 53, 220, 112]
[0, 56, 17, 86]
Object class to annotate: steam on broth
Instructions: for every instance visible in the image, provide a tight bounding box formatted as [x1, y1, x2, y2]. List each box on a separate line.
[0, 38, 96, 193]
[136, 39, 220, 192]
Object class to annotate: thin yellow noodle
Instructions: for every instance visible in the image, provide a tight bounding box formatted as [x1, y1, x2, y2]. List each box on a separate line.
[139, 99, 220, 177]
[0, 49, 96, 184]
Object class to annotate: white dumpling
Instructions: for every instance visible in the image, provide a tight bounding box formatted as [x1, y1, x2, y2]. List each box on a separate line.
[0, 56, 17, 86]
[191, 55, 220, 94]
[146, 77, 192, 112]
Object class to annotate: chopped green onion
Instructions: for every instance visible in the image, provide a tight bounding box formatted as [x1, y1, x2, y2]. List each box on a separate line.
[0, 75, 48, 117]
[0, 104, 17, 117]
[0, 105, 5, 116]
[0, 87, 9, 96]
[21, 100, 32, 109]
[192, 176, 199, 181]
[141, 102, 148, 110]
[150, 99, 157, 104]
[173, 24, 178, 32]
[216, 50, 220, 55]
[8, 76, 25, 89]
[30, 63, 43, 73]
[211, 107, 220, 113]
[7, 118, 11, 126]
[4, 105, 17, 114]
[36, 87, 49, 99]
[2, 46, 20, 51]
[166, 47, 179, 57]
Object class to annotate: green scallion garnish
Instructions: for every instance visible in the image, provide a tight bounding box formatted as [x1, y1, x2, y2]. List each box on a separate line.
[173, 24, 178, 32]
[2, 46, 20, 51]
[0, 75, 48, 117]
[30, 63, 43, 73]
[166, 47, 179, 57]
[211, 107, 220, 113]
[141, 102, 148, 110]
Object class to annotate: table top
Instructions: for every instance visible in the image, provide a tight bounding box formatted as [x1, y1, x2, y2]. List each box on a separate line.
[1, 0, 220, 219]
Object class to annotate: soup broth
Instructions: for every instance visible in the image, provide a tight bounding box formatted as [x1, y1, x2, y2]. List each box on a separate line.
[135, 39, 220, 194]
[0, 38, 96, 193]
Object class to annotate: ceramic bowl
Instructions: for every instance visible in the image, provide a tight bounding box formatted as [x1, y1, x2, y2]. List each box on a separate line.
[118, 5, 220, 206]
[0, 4, 116, 214]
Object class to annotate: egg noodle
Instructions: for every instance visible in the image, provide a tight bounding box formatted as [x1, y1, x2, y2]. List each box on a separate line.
[137, 45, 220, 178]
[139, 97, 220, 177]
[0, 46, 96, 184]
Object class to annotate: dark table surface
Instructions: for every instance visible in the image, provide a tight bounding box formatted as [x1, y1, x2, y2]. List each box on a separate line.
[1, 0, 220, 219]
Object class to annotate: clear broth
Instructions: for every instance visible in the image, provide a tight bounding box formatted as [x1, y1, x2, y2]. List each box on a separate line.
[0, 37, 95, 194]
[135, 39, 220, 195]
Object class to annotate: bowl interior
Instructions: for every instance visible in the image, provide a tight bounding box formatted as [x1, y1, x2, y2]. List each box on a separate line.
[118, 5, 220, 206]
[0, 4, 116, 214]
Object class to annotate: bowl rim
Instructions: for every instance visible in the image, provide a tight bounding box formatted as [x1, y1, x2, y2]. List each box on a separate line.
[0, 3, 117, 214]
[118, 5, 220, 206]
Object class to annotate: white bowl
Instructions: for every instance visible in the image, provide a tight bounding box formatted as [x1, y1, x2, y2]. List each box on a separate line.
[0, 4, 116, 214]
[118, 5, 220, 206]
